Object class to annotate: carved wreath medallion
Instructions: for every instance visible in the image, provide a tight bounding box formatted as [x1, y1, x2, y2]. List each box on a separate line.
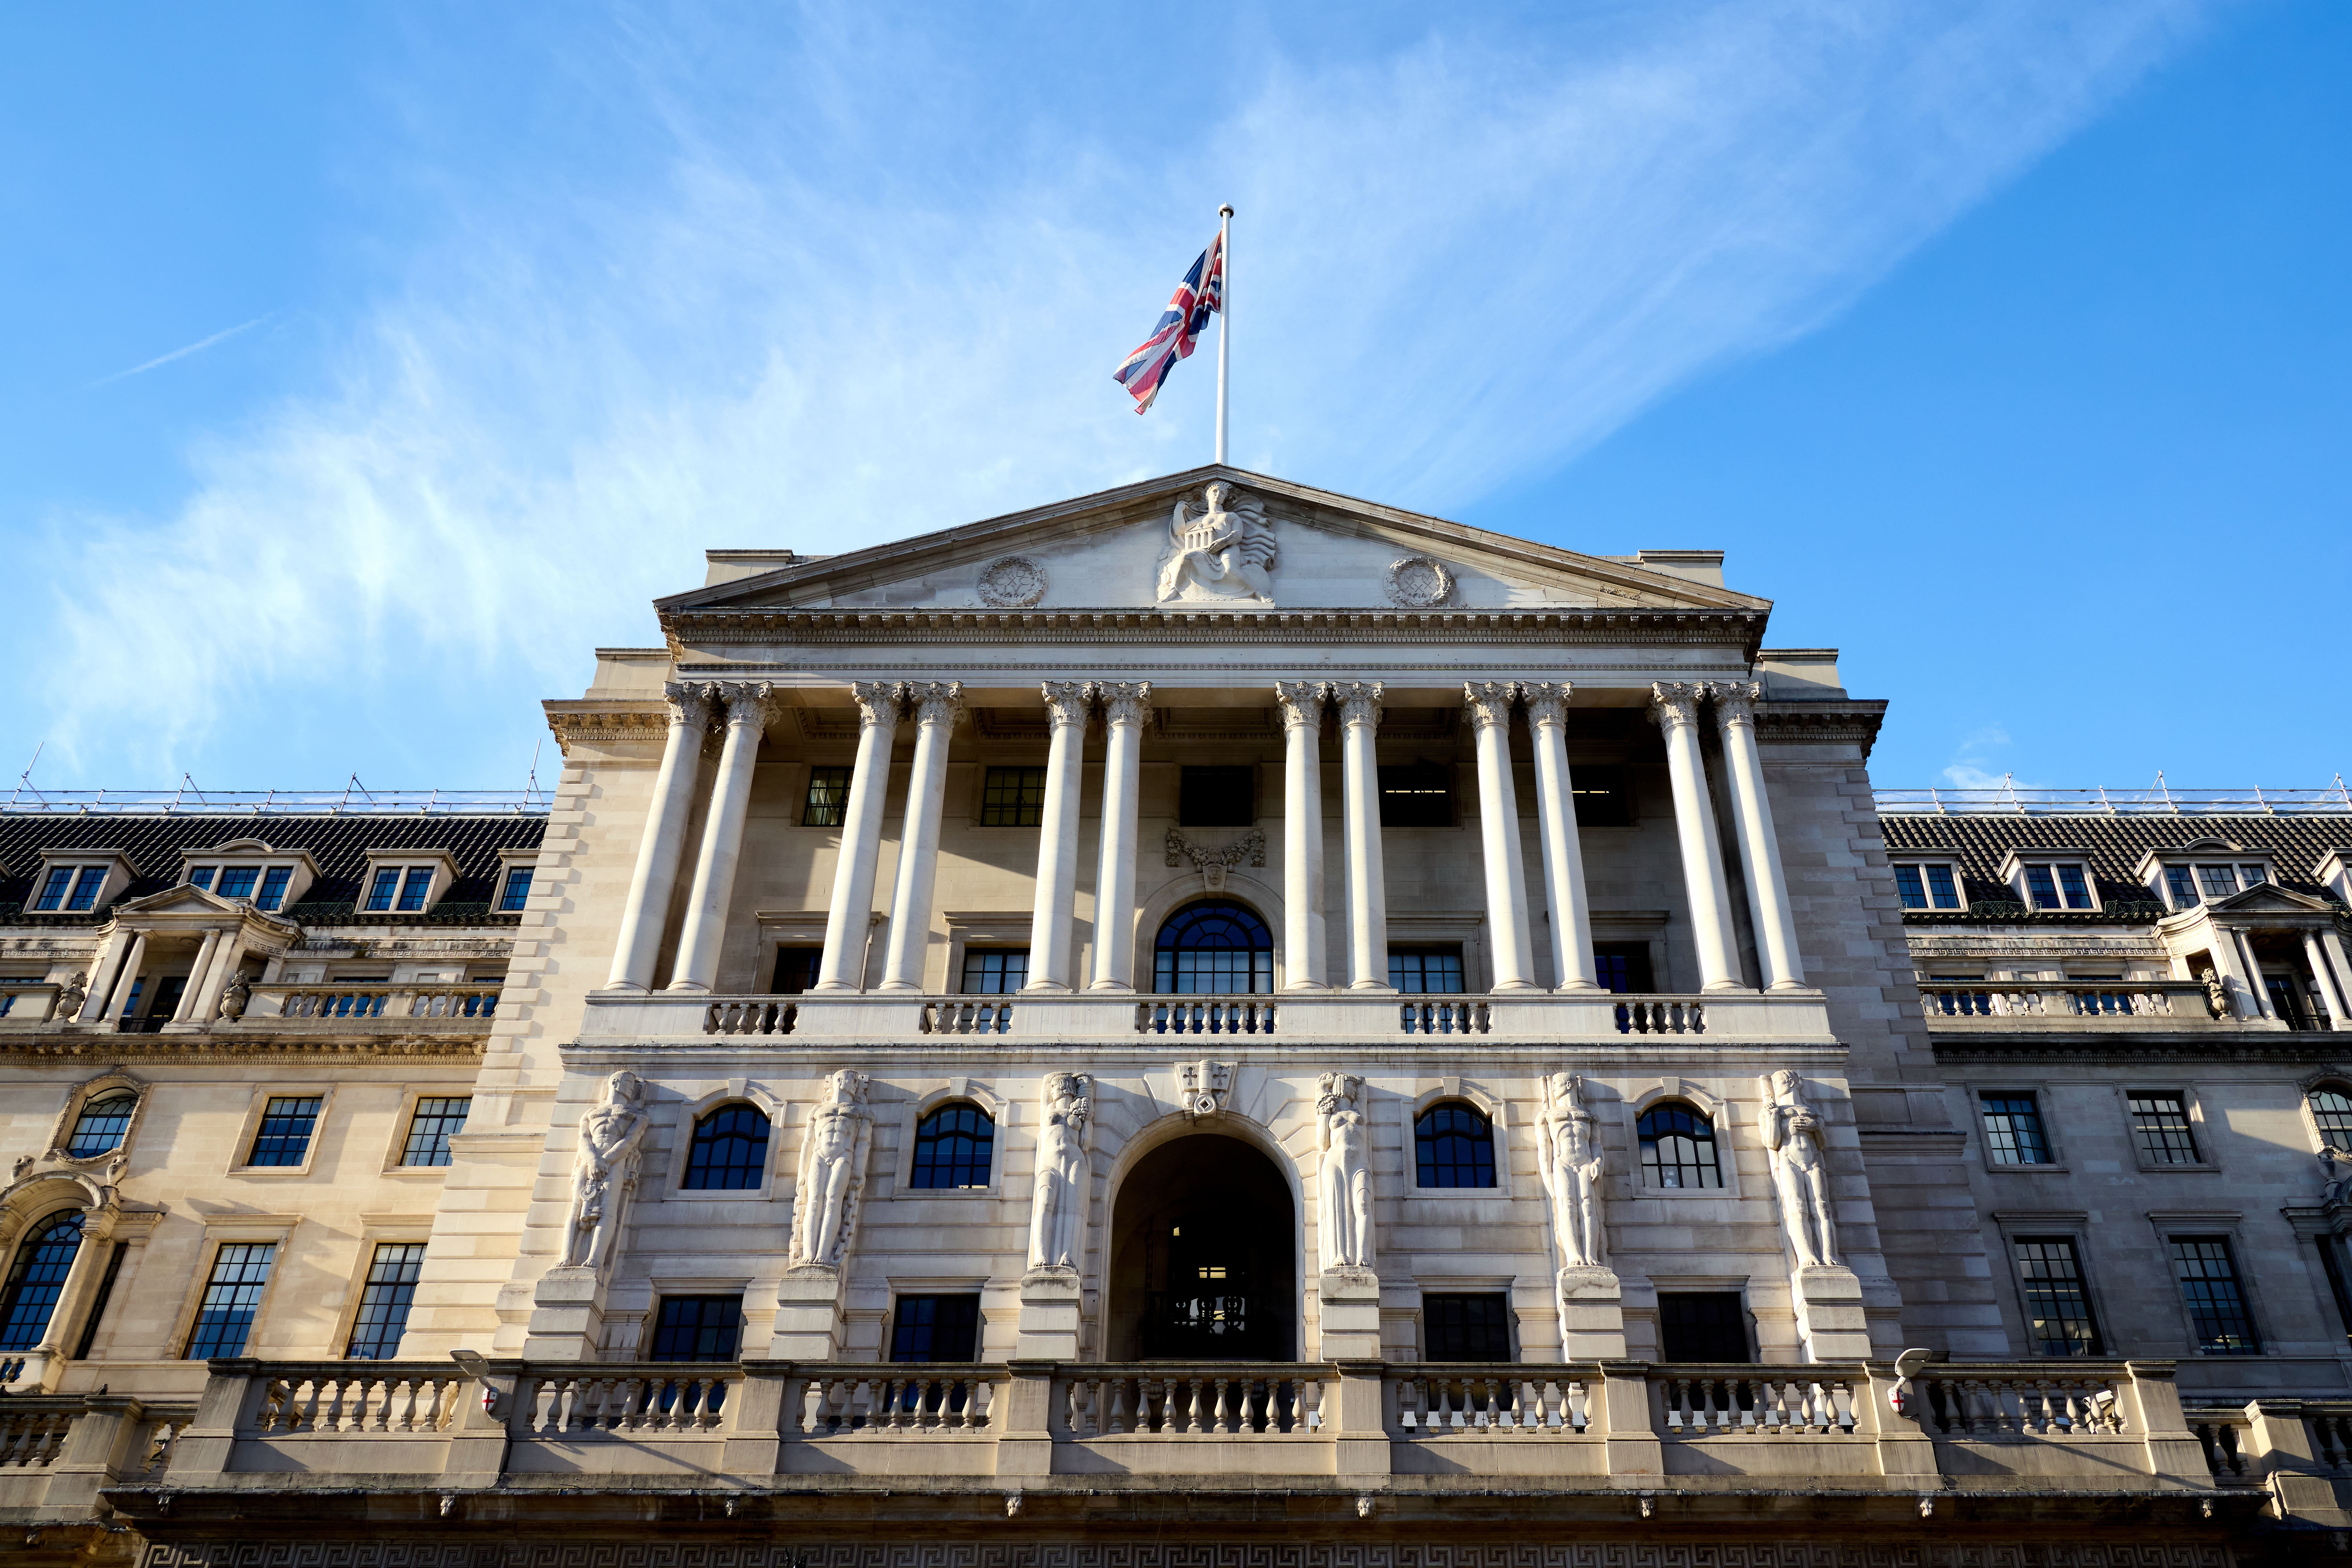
[1384, 555, 1455, 608]
[977, 555, 1049, 608]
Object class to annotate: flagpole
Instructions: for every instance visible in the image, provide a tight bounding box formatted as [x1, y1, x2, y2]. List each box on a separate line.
[1215, 203, 1232, 466]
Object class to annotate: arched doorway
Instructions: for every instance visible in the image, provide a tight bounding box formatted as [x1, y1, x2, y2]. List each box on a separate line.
[1107, 1133, 1295, 1360]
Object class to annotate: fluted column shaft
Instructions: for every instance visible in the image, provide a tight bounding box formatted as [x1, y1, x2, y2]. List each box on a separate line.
[1651, 681, 1745, 994]
[1713, 682, 1806, 991]
[815, 683, 903, 992]
[606, 683, 715, 991]
[1023, 683, 1091, 994]
[1275, 681, 1330, 991]
[1464, 682, 1538, 992]
[102, 932, 148, 1026]
[1089, 683, 1152, 992]
[879, 683, 964, 991]
[669, 683, 776, 993]
[1520, 682, 1601, 991]
[172, 931, 221, 1023]
[1335, 682, 1392, 992]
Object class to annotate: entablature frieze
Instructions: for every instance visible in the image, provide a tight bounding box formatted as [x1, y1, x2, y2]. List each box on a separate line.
[1931, 1036, 2340, 1066]
[0, 1036, 489, 1063]
[544, 699, 669, 757]
[1905, 934, 2166, 960]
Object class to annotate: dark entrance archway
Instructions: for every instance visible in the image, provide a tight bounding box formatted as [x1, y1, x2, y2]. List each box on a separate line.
[1107, 1133, 1295, 1360]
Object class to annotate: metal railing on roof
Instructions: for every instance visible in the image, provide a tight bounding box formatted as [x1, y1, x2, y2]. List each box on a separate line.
[0, 780, 551, 818]
[1877, 776, 2352, 818]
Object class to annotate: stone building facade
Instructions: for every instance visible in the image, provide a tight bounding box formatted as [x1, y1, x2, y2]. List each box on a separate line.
[0, 467, 2340, 1564]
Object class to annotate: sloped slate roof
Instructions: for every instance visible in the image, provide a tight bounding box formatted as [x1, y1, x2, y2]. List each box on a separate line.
[1881, 811, 2352, 912]
[0, 814, 544, 918]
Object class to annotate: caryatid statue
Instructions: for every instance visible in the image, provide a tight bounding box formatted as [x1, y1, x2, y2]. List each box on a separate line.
[1315, 1072, 1373, 1272]
[1759, 1069, 1839, 1268]
[560, 1071, 649, 1271]
[1538, 1072, 1606, 1270]
[790, 1070, 873, 1269]
[1026, 1072, 1091, 1272]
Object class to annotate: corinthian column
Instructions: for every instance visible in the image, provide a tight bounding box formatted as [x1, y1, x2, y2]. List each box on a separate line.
[814, 683, 903, 992]
[878, 682, 964, 991]
[1088, 683, 1152, 992]
[669, 682, 777, 992]
[1521, 682, 1600, 991]
[1650, 681, 1746, 994]
[1274, 681, 1331, 991]
[1334, 682, 1392, 992]
[1022, 682, 1091, 994]
[1464, 681, 1538, 992]
[1712, 681, 1806, 991]
[606, 682, 714, 991]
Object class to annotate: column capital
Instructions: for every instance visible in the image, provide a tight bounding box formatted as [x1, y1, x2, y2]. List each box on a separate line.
[1091, 681, 1153, 728]
[1649, 680, 1706, 732]
[1333, 680, 1384, 729]
[1709, 680, 1763, 729]
[713, 680, 780, 732]
[1462, 680, 1519, 733]
[1039, 680, 1092, 730]
[903, 680, 965, 731]
[1273, 680, 1330, 732]
[1520, 680, 1571, 728]
[849, 680, 905, 733]
[661, 680, 718, 731]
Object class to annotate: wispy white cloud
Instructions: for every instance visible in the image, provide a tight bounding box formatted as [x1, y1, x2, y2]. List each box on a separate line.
[25, 0, 2216, 780]
[85, 315, 270, 388]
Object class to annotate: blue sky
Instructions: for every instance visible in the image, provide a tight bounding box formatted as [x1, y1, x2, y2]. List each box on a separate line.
[1, 0, 2343, 794]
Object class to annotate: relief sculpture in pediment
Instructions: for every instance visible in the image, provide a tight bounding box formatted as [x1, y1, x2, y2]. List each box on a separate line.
[1155, 481, 1275, 605]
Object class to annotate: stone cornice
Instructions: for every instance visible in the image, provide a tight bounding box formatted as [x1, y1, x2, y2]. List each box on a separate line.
[1752, 699, 1886, 759]
[1932, 1035, 2341, 1065]
[0, 1034, 489, 1063]
[542, 699, 669, 756]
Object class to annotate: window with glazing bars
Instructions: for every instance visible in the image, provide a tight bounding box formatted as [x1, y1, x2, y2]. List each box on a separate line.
[344, 1242, 426, 1359]
[2022, 864, 2095, 911]
[1423, 1293, 1512, 1361]
[651, 1294, 743, 1361]
[0, 1213, 84, 1353]
[393, 867, 432, 911]
[2312, 1088, 2352, 1144]
[1389, 947, 1464, 993]
[499, 868, 533, 911]
[1894, 864, 1963, 910]
[364, 868, 401, 911]
[890, 1293, 980, 1362]
[2129, 1094, 2200, 1164]
[909, 1104, 994, 1189]
[960, 949, 1028, 994]
[1415, 1104, 1497, 1188]
[189, 866, 217, 891]
[2171, 1238, 2259, 1354]
[2013, 1238, 2103, 1354]
[399, 1097, 472, 1167]
[802, 766, 852, 826]
[34, 867, 108, 912]
[681, 1105, 770, 1189]
[184, 1242, 276, 1359]
[980, 766, 1047, 826]
[2163, 866, 2198, 908]
[1637, 1103, 1721, 1188]
[257, 867, 292, 910]
[245, 1096, 323, 1167]
[1980, 1094, 2053, 1164]
[66, 1094, 135, 1158]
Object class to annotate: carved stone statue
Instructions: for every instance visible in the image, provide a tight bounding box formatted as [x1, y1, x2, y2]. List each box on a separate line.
[1759, 1069, 1839, 1268]
[1155, 481, 1275, 605]
[560, 1071, 648, 1270]
[1538, 1072, 1606, 1269]
[217, 974, 251, 1020]
[1315, 1071, 1373, 1272]
[790, 1070, 873, 1269]
[1025, 1072, 1091, 1272]
[2321, 1145, 2352, 1207]
[55, 972, 86, 1020]
[2200, 969, 2231, 1020]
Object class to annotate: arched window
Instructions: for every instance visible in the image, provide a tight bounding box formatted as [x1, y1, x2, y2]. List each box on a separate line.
[1638, 1102, 1721, 1189]
[65, 1093, 136, 1159]
[909, 1103, 994, 1190]
[1415, 1103, 1497, 1188]
[0, 1212, 85, 1353]
[1153, 901, 1274, 994]
[2312, 1087, 2352, 1145]
[681, 1104, 770, 1190]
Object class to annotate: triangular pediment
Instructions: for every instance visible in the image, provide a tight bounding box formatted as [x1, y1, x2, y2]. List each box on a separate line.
[116, 884, 241, 916]
[658, 467, 1768, 617]
[2209, 883, 2334, 916]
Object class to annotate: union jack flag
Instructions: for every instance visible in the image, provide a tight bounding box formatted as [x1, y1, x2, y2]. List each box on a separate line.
[1112, 231, 1224, 414]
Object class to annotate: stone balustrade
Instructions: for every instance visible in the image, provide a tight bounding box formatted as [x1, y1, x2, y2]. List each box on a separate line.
[0, 983, 62, 1026]
[0, 1395, 190, 1523]
[603, 989, 1833, 1045]
[238, 983, 501, 1027]
[1916, 979, 2228, 1028]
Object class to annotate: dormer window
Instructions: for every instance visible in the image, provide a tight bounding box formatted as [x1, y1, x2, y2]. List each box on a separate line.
[366, 867, 436, 912]
[2139, 845, 2279, 911]
[210, 865, 293, 911]
[2022, 863, 2095, 911]
[33, 866, 110, 912]
[1893, 862, 1964, 911]
[357, 849, 459, 916]
[178, 841, 315, 913]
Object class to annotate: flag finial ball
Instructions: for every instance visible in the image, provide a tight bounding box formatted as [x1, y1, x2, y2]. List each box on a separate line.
[1219, 203, 1234, 217]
